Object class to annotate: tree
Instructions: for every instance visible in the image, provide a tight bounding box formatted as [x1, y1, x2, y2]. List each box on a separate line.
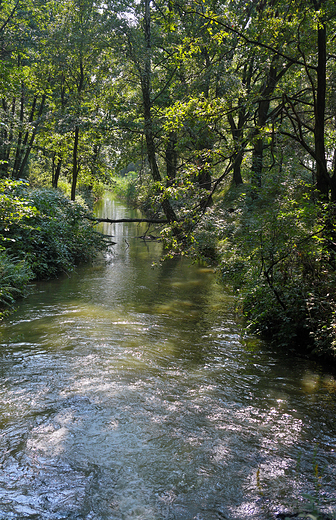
[0, 0, 51, 179]
[280, 0, 336, 200]
[43, 0, 111, 200]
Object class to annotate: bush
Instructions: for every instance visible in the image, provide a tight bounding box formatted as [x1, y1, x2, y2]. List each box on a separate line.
[9, 188, 108, 279]
[216, 181, 336, 360]
[0, 180, 108, 316]
[112, 172, 138, 205]
[0, 251, 32, 319]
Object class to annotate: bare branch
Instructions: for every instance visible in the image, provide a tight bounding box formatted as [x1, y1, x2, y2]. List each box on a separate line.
[87, 217, 171, 224]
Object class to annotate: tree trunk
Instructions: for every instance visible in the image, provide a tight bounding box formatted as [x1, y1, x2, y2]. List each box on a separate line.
[232, 150, 244, 186]
[12, 83, 25, 179]
[314, 20, 329, 199]
[142, 0, 177, 223]
[251, 98, 270, 188]
[250, 55, 290, 190]
[0, 97, 17, 177]
[0, 99, 9, 177]
[71, 126, 80, 201]
[17, 94, 46, 179]
[52, 157, 62, 189]
[166, 132, 177, 187]
[227, 111, 244, 186]
[330, 149, 336, 202]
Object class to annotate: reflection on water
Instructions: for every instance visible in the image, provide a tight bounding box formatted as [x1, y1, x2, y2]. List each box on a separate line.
[0, 197, 335, 519]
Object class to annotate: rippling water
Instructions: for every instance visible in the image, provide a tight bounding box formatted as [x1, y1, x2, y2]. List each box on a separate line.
[0, 197, 335, 520]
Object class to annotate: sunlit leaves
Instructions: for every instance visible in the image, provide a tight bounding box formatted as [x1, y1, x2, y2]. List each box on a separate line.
[0, 180, 38, 241]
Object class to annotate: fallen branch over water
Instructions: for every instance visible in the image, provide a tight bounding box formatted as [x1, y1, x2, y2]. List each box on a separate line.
[88, 217, 169, 224]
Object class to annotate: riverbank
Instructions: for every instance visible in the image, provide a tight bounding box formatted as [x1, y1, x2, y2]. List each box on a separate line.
[0, 181, 107, 319]
[119, 175, 336, 369]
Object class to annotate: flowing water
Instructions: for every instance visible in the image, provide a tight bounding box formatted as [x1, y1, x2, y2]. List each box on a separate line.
[0, 196, 335, 520]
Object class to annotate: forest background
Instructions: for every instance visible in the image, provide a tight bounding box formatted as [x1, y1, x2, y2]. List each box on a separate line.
[1, 0, 336, 364]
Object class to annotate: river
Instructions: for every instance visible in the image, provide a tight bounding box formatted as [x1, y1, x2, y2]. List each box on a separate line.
[0, 196, 335, 520]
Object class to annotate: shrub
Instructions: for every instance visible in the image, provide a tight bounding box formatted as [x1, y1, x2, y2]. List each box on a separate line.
[216, 181, 336, 360]
[0, 251, 32, 319]
[12, 188, 108, 279]
[0, 181, 108, 316]
[112, 172, 138, 205]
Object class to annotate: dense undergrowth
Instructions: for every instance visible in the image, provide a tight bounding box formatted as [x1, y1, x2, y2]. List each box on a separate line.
[111, 172, 139, 205]
[198, 188, 336, 362]
[0, 180, 107, 319]
[219, 188, 336, 362]
[119, 171, 336, 364]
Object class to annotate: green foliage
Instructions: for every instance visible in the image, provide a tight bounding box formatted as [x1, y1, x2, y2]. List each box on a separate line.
[112, 172, 138, 205]
[0, 179, 38, 240]
[12, 187, 108, 279]
[215, 179, 336, 359]
[0, 251, 32, 319]
[0, 180, 107, 317]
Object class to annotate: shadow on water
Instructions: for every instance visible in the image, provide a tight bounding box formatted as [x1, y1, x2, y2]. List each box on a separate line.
[0, 196, 335, 520]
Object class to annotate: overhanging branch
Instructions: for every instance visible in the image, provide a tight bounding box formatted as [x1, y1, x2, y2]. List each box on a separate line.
[87, 217, 170, 224]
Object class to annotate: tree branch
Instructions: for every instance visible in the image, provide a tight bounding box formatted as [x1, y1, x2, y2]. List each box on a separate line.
[175, 3, 317, 71]
[87, 217, 170, 224]
[0, 0, 20, 34]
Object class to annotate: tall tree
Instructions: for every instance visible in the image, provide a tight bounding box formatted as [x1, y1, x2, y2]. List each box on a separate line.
[0, 0, 51, 179]
[40, 0, 111, 199]
[280, 0, 336, 200]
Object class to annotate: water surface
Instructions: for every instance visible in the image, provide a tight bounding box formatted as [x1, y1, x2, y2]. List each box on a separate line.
[0, 197, 335, 519]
